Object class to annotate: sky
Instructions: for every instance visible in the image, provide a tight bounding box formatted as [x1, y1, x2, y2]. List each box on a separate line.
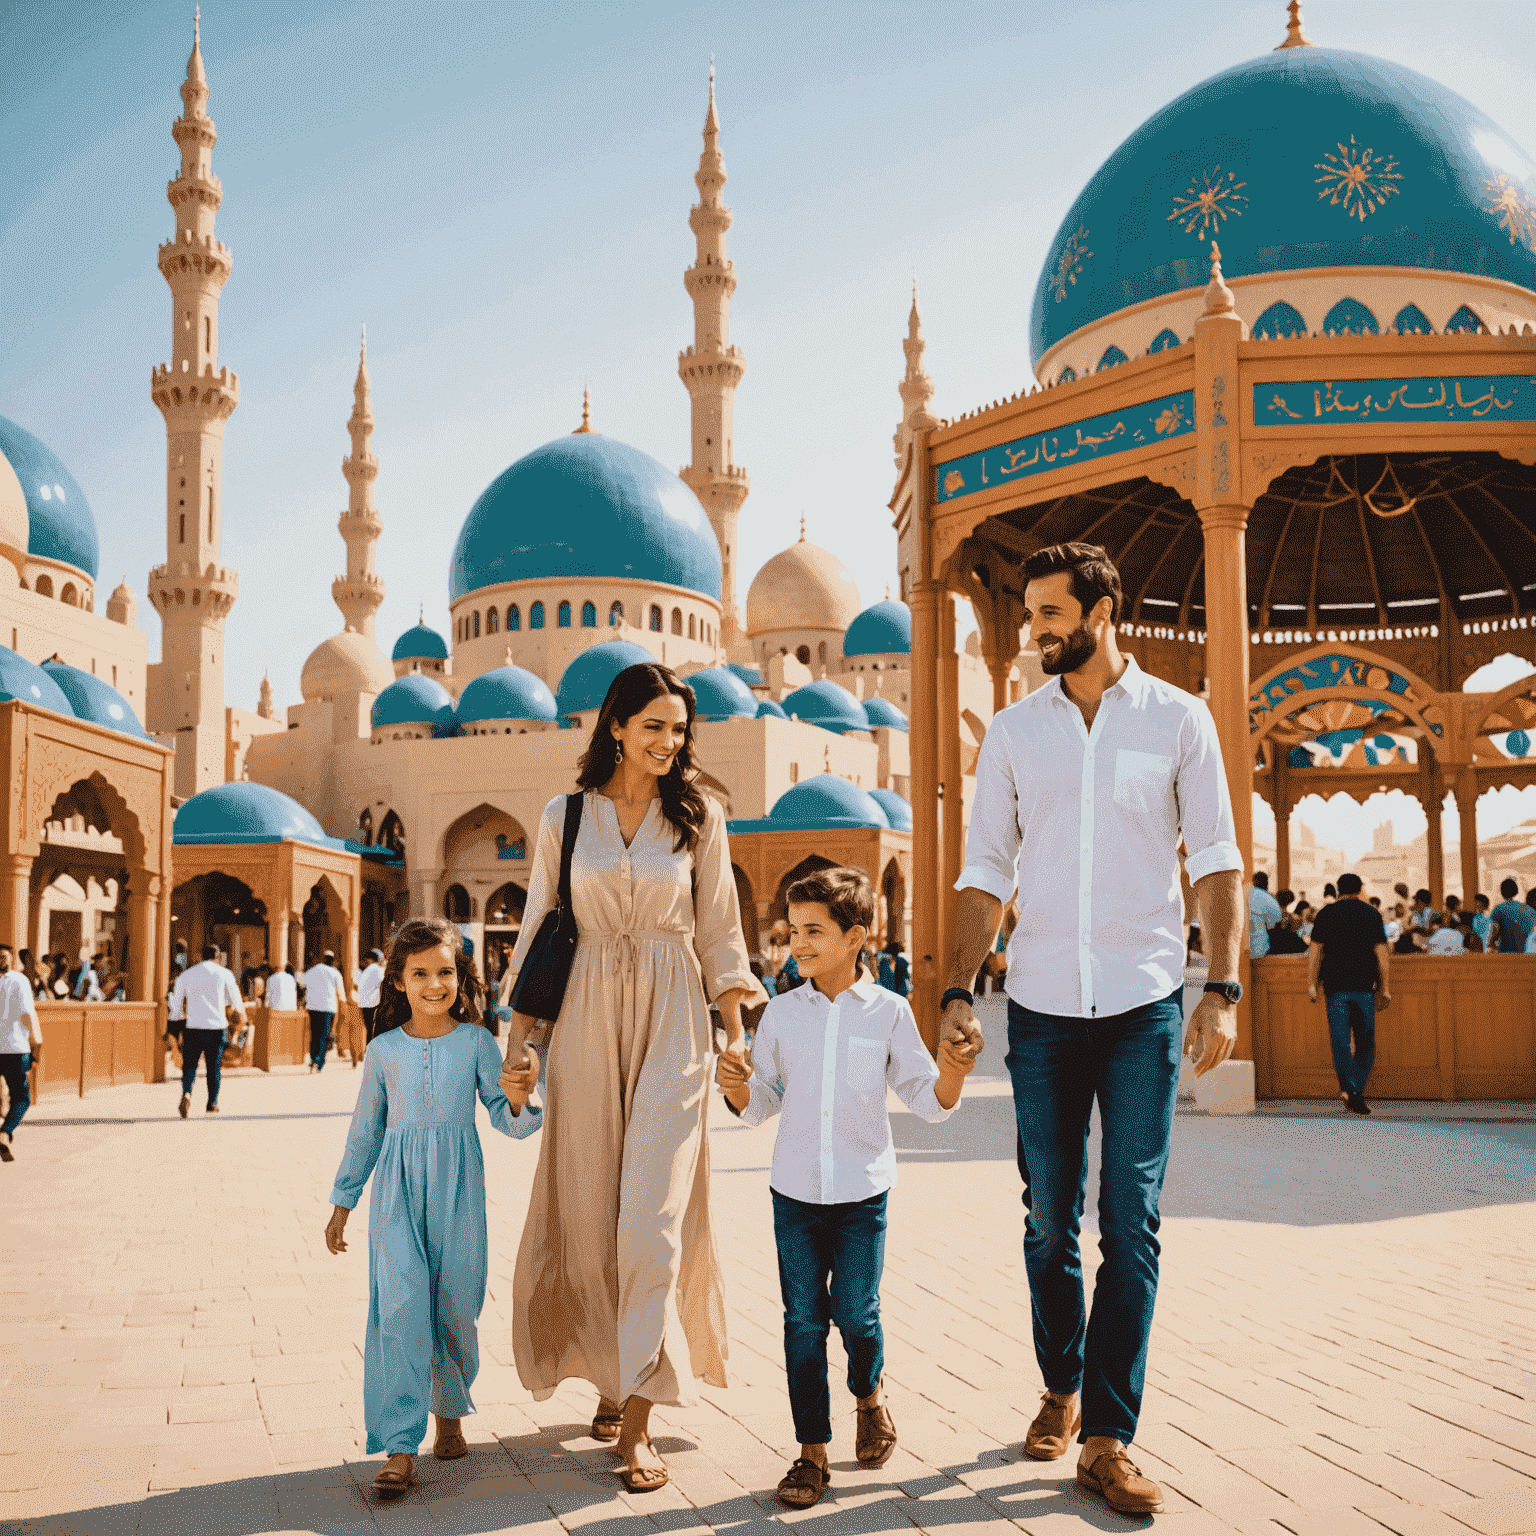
[4, 0, 1536, 849]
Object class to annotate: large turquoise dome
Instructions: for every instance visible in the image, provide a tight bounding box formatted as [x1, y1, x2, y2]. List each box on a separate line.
[174, 782, 340, 848]
[0, 415, 100, 579]
[391, 623, 448, 662]
[457, 664, 558, 725]
[554, 640, 656, 717]
[41, 660, 146, 738]
[0, 648, 74, 716]
[371, 674, 456, 731]
[1031, 46, 1536, 364]
[450, 436, 721, 603]
[844, 600, 911, 657]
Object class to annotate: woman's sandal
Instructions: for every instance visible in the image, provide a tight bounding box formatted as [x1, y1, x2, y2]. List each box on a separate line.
[372, 1454, 415, 1498]
[777, 1458, 831, 1508]
[590, 1410, 624, 1443]
[856, 1399, 898, 1467]
[433, 1430, 469, 1460]
[617, 1435, 669, 1493]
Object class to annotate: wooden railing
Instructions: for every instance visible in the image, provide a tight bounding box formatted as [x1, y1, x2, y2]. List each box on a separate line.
[1250, 955, 1536, 1100]
[34, 1003, 165, 1098]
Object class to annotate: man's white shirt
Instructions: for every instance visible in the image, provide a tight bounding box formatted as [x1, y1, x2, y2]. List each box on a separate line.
[357, 963, 384, 1009]
[0, 970, 39, 1054]
[738, 976, 952, 1204]
[266, 970, 298, 1010]
[170, 960, 243, 1032]
[300, 964, 345, 1013]
[957, 657, 1242, 1018]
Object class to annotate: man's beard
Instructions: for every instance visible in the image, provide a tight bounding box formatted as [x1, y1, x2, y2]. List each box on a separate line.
[1037, 623, 1098, 675]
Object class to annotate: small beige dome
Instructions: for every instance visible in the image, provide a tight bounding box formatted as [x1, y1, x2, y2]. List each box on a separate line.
[0, 446, 30, 575]
[746, 536, 863, 635]
[300, 628, 394, 702]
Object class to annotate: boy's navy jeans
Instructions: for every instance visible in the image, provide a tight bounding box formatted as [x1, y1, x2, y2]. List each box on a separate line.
[771, 1188, 887, 1445]
[1004, 988, 1183, 1446]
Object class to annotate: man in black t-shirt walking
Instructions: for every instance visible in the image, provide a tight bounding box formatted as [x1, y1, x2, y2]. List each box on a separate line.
[1306, 872, 1391, 1115]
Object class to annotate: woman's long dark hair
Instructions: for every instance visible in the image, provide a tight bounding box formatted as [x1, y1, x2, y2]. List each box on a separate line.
[576, 663, 706, 853]
[371, 917, 486, 1036]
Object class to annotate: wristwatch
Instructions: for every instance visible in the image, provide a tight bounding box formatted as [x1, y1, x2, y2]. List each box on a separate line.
[1203, 979, 1243, 1005]
[940, 987, 974, 1010]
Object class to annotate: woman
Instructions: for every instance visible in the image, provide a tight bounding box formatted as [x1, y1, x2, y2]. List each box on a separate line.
[501, 663, 762, 1492]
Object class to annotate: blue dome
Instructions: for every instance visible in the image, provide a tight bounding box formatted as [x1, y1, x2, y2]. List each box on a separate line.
[756, 698, 788, 720]
[391, 623, 448, 662]
[174, 782, 341, 848]
[0, 415, 99, 579]
[781, 680, 870, 734]
[1031, 46, 1536, 364]
[862, 696, 909, 732]
[767, 775, 891, 830]
[844, 600, 911, 657]
[0, 648, 75, 716]
[371, 674, 456, 731]
[40, 660, 146, 738]
[457, 664, 559, 725]
[685, 666, 758, 722]
[554, 641, 656, 717]
[727, 662, 765, 688]
[450, 435, 721, 603]
[869, 788, 913, 832]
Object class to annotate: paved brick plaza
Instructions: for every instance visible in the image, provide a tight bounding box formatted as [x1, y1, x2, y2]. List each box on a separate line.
[2, 1002, 1533, 1536]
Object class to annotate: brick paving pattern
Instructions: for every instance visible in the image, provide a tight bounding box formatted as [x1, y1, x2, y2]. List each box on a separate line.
[2, 1001, 1533, 1535]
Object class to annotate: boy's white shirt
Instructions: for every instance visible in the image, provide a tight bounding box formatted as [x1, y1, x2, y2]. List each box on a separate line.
[739, 974, 953, 1204]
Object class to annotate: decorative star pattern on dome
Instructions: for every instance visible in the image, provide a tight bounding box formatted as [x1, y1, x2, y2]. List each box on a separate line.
[1049, 225, 1093, 303]
[1167, 167, 1248, 240]
[1484, 172, 1536, 252]
[1313, 136, 1402, 221]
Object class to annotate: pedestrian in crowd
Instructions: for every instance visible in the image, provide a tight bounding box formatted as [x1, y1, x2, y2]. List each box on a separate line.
[47, 955, 69, 998]
[1297, 903, 1317, 941]
[301, 949, 349, 1071]
[357, 948, 385, 1043]
[1471, 894, 1492, 947]
[498, 662, 764, 1492]
[325, 917, 542, 1500]
[19, 949, 45, 999]
[887, 939, 911, 996]
[1489, 878, 1535, 952]
[266, 962, 298, 1011]
[1323, 882, 1338, 904]
[172, 938, 189, 976]
[1307, 871, 1390, 1115]
[1409, 888, 1437, 929]
[1425, 915, 1467, 954]
[715, 867, 976, 1508]
[169, 943, 246, 1118]
[1267, 907, 1308, 955]
[1458, 917, 1485, 954]
[942, 540, 1243, 1518]
[1383, 903, 1404, 942]
[1249, 870, 1281, 958]
[0, 942, 43, 1162]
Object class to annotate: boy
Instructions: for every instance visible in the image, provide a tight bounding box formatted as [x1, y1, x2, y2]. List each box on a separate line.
[716, 867, 975, 1509]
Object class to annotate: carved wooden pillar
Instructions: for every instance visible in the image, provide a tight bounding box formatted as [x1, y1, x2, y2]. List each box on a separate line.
[1274, 753, 1292, 893]
[0, 853, 33, 953]
[1421, 753, 1444, 904]
[127, 869, 156, 1004]
[1455, 765, 1479, 907]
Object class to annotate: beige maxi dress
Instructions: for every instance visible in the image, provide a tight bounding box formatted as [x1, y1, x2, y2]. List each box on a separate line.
[506, 789, 763, 1408]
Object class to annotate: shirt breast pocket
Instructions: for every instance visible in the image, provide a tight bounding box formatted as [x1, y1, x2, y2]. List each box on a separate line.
[1113, 749, 1173, 813]
[845, 1037, 887, 1094]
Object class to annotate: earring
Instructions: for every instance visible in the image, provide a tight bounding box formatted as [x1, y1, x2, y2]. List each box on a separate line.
[615, 741, 624, 762]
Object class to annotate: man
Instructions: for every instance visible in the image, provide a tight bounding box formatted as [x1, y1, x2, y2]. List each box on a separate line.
[1267, 907, 1308, 955]
[1490, 879, 1536, 953]
[944, 542, 1243, 1519]
[169, 943, 246, 1117]
[1307, 872, 1390, 1116]
[1248, 871, 1281, 959]
[1471, 894, 1492, 948]
[301, 949, 348, 1071]
[172, 938, 189, 977]
[1408, 888, 1438, 930]
[266, 962, 298, 1011]
[71, 950, 102, 1001]
[357, 948, 385, 1042]
[0, 943, 43, 1161]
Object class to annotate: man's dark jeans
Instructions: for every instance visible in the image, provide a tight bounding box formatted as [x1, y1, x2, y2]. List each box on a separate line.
[1325, 990, 1376, 1097]
[771, 1188, 888, 1446]
[1, 1053, 33, 1138]
[308, 1010, 335, 1069]
[180, 1029, 224, 1107]
[1004, 989, 1183, 1446]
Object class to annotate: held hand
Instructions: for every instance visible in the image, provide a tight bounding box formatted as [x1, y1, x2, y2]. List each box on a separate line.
[499, 1043, 539, 1108]
[941, 999, 984, 1056]
[324, 1206, 349, 1255]
[1182, 993, 1237, 1078]
[937, 1038, 978, 1079]
[1308, 984, 1318, 1004]
[1376, 988, 1392, 1014]
[717, 1036, 752, 1081]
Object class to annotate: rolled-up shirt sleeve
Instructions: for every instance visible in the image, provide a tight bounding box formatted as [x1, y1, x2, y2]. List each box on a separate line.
[1178, 699, 1243, 883]
[955, 717, 1020, 901]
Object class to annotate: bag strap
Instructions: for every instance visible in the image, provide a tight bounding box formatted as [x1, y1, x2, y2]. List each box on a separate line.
[556, 793, 583, 916]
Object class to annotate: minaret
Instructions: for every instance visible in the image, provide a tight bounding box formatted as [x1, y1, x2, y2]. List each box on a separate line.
[147, 7, 239, 796]
[678, 64, 750, 646]
[332, 327, 385, 638]
[893, 281, 938, 465]
[257, 673, 274, 719]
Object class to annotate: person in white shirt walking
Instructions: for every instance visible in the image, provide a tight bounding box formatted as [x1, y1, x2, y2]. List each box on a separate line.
[357, 949, 385, 1043]
[943, 542, 1244, 1519]
[0, 943, 43, 1161]
[169, 945, 247, 1117]
[266, 963, 298, 1012]
[717, 867, 976, 1509]
[301, 950, 349, 1071]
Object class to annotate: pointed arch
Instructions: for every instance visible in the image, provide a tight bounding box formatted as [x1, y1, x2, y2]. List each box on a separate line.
[1147, 328, 1181, 353]
[1322, 298, 1378, 336]
[1393, 303, 1433, 335]
[1248, 643, 1441, 752]
[1444, 304, 1484, 334]
[1252, 301, 1307, 340]
[1056, 366, 1077, 385]
[1096, 345, 1128, 371]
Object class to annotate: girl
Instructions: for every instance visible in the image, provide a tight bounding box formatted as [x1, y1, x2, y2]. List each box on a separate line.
[325, 918, 541, 1498]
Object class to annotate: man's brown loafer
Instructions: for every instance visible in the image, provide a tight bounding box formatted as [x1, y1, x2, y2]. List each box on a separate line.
[1022, 1393, 1081, 1461]
[856, 1399, 897, 1466]
[1076, 1449, 1164, 1515]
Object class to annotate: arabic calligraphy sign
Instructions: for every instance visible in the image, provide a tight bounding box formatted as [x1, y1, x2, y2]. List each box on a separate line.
[933, 391, 1195, 505]
[1254, 375, 1536, 427]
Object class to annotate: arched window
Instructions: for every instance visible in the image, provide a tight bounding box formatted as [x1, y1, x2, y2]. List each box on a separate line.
[688, 613, 696, 639]
[558, 600, 571, 627]
[1321, 297, 1378, 336]
[1056, 366, 1077, 385]
[796, 644, 811, 664]
[609, 601, 624, 626]
[1252, 301, 1307, 339]
[581, 601, 596, 627]
[671, 607, 683, 635]
[1444, 304, 1485, 334]
[817, 641, 827, 664]
[443, 884, 471, 923]
[507, 604, 521, 631]
[530, 601, 545, 629]
[1147, 328, 1181, 353]
[486, 606, 499, 634]
[36, 575, 52, 598]
[1096, 344, 1128, 371]
[61, 583, 78, 607]
[1393, 303, 1433, 335]
[650, 604, 663, 632]
[472, 610, 481, 638]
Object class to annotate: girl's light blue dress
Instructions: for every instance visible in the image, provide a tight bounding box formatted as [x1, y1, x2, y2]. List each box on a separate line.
[329, 1022, 542, 1455]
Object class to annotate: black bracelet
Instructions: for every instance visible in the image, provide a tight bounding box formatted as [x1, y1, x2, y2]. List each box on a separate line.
[940, 987, 974, 1010]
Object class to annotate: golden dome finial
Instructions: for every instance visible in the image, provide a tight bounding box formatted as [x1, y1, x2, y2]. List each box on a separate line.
[1204, 240, 1236, 316]
[799, 513, 806, 542]
[573, 387, 594, 434]
[1275, 0, 1313, 49]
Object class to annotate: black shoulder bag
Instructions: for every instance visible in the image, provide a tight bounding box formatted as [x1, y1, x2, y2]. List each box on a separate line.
[509, 793, 584, 1024]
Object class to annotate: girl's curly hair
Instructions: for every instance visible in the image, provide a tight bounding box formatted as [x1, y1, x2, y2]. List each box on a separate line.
[370, 917, 487, 1036]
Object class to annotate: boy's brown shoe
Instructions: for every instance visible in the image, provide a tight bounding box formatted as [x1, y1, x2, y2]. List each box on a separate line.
[1076, 1449, 1164, 1515]
[1022, 1393, 1080, 1460]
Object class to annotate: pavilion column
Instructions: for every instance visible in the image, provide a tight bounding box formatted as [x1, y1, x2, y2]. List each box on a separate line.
[937, 592, 963, 990]
[274, 904, 290, 970]
[0, 853, 33, 953]
[127, 868, 156, 1004]
[1455, 765, 1479, 907]
[908, 584, 942, 1047]
[1422, 755, 1445, 904]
